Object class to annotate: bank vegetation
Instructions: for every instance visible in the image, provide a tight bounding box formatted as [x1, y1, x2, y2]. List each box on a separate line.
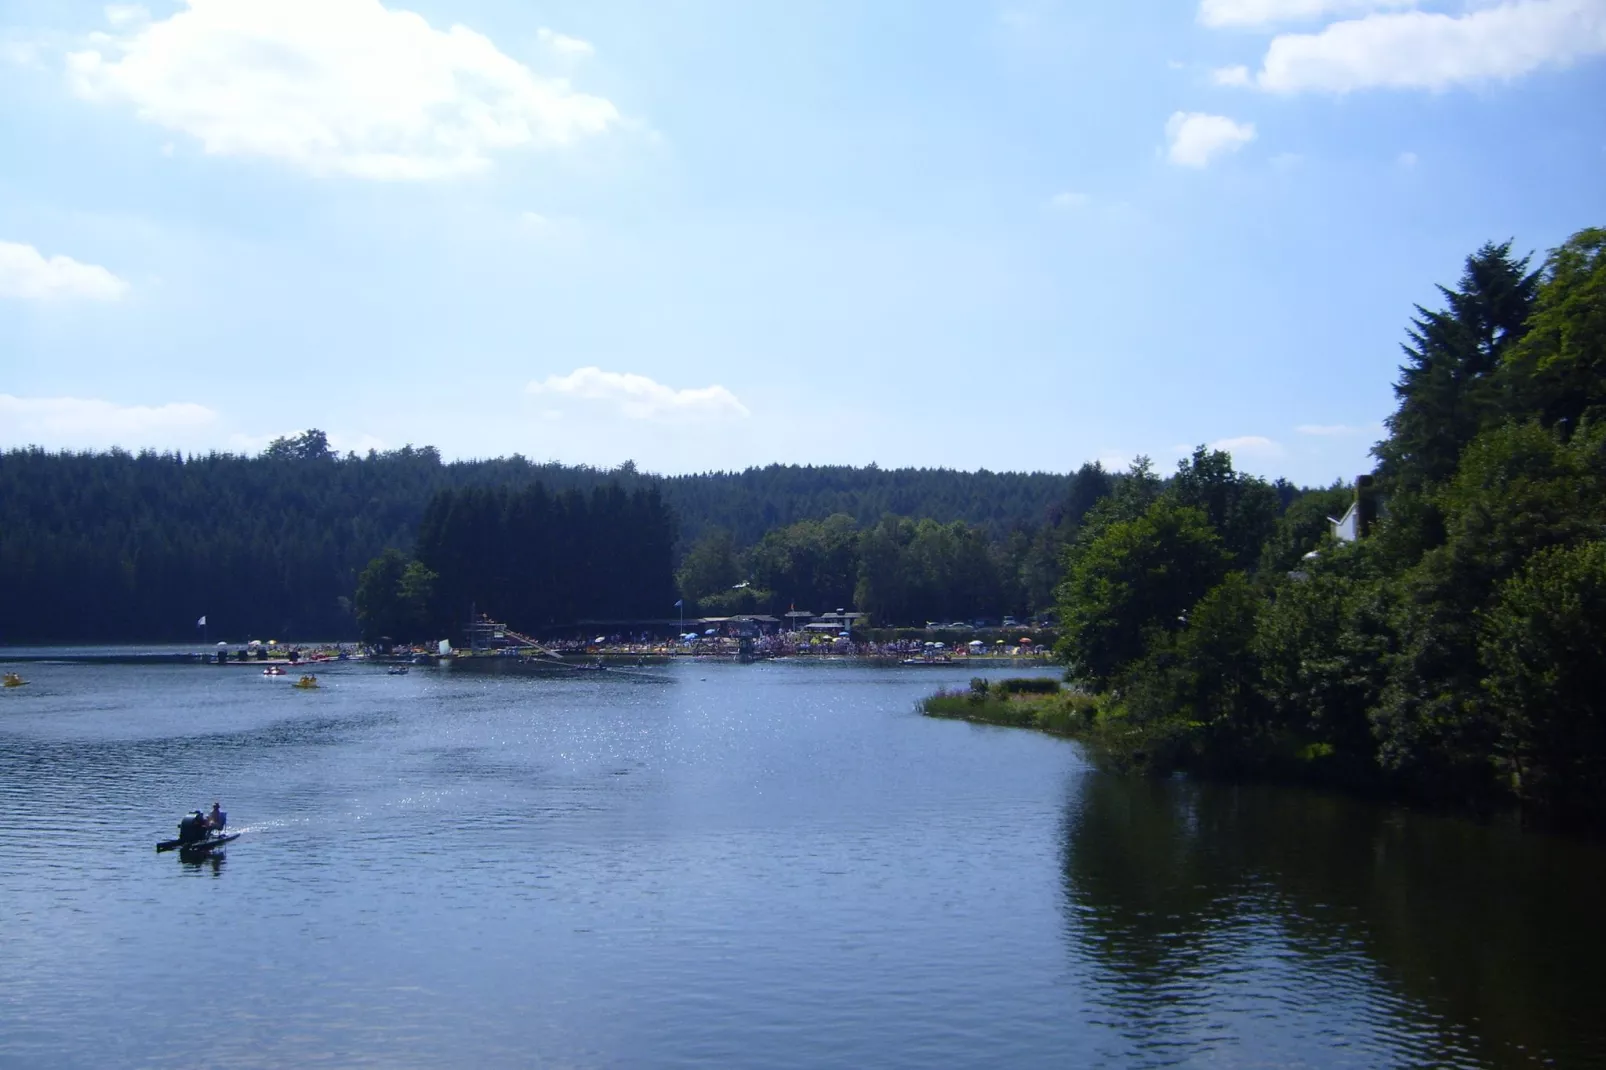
[933, 228, 1606, 832]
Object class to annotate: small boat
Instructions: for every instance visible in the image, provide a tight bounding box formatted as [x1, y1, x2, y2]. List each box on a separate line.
[2, 672, 25, 687]
[157, 832, 239, 854]
[263, 666, 286, 676]
[293, 674, 319, 689]
[386, 666, 409, 676]
[156, 811, 239, 853]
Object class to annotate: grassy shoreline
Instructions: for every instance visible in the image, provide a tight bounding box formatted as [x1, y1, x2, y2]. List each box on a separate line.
[921, 676, 1396, 788]
[920, 677, 1102, 738]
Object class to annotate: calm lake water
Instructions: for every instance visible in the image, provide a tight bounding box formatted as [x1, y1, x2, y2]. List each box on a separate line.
[2, 655, 1603, 1069]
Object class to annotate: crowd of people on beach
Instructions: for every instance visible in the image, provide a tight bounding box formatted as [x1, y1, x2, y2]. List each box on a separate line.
[475, 632, 1048, 661]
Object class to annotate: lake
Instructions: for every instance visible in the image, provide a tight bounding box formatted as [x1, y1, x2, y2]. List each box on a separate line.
[1, 655, 1603, 1068]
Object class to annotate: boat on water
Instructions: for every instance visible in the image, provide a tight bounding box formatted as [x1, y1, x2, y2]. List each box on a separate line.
[2, 672, 26, 687]
[263, 666, 286, 676]
[386, 666, 409, 675]
[292, 674, 319, 689]
[156, 811, 238, 853]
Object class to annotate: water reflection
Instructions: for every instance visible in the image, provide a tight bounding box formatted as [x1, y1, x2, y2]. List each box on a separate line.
[178, 851, 226, 877]
[1061, 773, 1606, 1068]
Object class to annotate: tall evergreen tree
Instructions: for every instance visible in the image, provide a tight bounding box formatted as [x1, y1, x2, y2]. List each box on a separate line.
[1375, 241, 1540, 492]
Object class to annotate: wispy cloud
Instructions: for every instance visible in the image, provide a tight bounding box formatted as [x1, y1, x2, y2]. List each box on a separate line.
[1199, 0, 1416, 29]
[1246, 0, 1606, 93]
[1211, 434, 1284, 457]
[0, 241, 128, 301]
[0, 395, 215, 446]
[1047, 190, 1090, 210]
[537, 26, 595, 57]
[1165, 112, 1256, 167]
[67, 0, 622, 180]
[526, 368, 751, 422]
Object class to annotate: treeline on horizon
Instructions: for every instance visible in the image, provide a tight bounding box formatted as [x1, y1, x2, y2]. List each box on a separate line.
[0, 429, 1165, 641]
[1047, 226, 1606, 829]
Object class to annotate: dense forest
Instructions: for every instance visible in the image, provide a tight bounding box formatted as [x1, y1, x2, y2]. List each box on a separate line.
[668, 460, 1126, 623]
[0, 433, 1117, 641]
[1052, 227, 1606, 829]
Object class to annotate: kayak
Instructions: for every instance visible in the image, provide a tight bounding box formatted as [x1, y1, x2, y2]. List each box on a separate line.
[156, 832, 239, 853]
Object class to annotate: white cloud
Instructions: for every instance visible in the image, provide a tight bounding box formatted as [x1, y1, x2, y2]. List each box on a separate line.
[1048, 190, 1090, 209]
[1200, 0, 1416, 28]
[1251, 0, 1606, 93]
[1, 38, 45, 67]
[537, 27, 595, 57]
[1165, 112, 1256, 167]
[1212, 64, 1253, 85]
[0, 395, 216, 447]
[1097, 452, 1140, 472]
[1397, 150, 1419, 168]
[527, 367, 750, 422]
[1211, 434, 1285, 456]
[66, 0, 622, 180]
[0, 241, 128, 301]
[104, 4, 150, 26]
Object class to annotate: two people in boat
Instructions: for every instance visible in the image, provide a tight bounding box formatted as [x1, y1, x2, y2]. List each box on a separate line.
[178, 802, 226, 844]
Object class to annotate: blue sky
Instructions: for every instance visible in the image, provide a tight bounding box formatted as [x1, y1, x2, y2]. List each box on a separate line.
[2, 0, 1603, 484]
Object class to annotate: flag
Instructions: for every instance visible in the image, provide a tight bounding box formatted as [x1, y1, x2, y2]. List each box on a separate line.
[197, 615, 207, 627]
[674, 600, 683, 608]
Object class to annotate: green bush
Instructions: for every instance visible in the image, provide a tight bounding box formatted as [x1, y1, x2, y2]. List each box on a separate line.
[997, 677, 1061, 695]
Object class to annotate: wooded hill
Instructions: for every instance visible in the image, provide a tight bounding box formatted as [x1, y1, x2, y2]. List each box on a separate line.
[0, 440, 1138, 641]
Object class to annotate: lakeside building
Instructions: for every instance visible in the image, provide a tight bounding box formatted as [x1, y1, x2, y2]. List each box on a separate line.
[1328, 474, 1379, 544]
[697, 615, 782, 638]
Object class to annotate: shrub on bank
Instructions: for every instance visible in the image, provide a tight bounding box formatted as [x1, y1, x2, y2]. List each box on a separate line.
[997, 677, 1061, 695]
[920, 680, 1096, 735]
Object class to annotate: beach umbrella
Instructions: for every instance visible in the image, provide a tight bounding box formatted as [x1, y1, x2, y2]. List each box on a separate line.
[216, 641, 227, 647]
[594, 636, 606, 644]
[1019, 637, 1032, 644]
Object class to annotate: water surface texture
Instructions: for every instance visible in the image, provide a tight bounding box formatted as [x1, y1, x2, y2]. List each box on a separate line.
[1, 658, 1602, 1068]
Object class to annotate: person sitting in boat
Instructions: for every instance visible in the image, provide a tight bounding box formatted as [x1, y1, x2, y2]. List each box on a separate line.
[207, 802, 226, 833]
